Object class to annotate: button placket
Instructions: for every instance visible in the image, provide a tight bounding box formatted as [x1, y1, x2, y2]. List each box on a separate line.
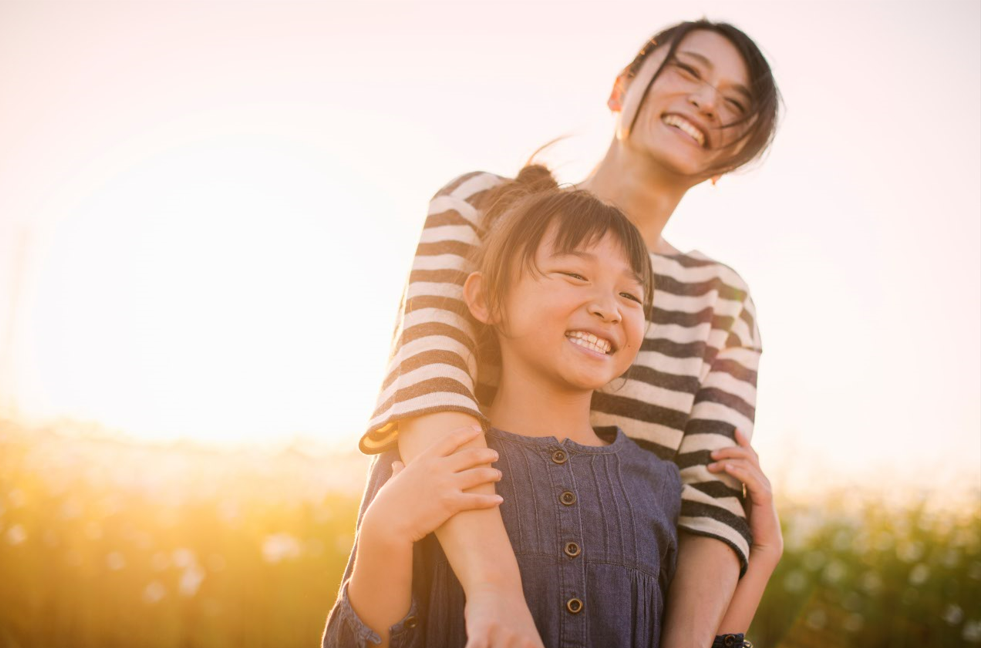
[549, 445, 587, 643]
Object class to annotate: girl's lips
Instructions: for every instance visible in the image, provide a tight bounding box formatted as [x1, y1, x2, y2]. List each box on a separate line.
[565, 330, 614, 354]
[566, 336, 613, 360]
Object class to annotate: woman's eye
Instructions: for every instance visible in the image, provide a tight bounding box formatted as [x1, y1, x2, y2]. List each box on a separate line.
[725, 97, 747, 115]
[673, 61, 701, 79]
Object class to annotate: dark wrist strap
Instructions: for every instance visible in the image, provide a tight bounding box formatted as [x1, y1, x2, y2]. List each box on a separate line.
[712, 634, 753, 648]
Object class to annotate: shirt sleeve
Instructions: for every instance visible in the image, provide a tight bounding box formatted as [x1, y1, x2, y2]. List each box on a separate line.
[360, 172, 506, 454]
[322, 581, 421, 648]
[321, 453, 424, 648]
[674, 285, 762, 576]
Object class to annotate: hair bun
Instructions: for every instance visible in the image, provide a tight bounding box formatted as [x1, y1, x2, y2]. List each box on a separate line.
[515, 164, 559, 193]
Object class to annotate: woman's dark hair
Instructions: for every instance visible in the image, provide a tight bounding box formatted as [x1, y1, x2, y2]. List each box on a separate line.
[474, 165, 655, 328]
[624, 19, 781, 176]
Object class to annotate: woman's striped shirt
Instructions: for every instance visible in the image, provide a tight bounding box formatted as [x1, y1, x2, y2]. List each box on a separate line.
[360, 171, 762, 572]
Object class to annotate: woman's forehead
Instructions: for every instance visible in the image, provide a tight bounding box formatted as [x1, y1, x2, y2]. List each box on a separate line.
[672, 30, 750, 86]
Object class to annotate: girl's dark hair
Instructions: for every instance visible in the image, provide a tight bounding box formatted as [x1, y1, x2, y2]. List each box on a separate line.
[624, 19, 781, 176]
[473, 165, 655, 329]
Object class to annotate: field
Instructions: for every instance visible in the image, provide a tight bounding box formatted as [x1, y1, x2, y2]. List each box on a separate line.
[1, 420, 978, 647]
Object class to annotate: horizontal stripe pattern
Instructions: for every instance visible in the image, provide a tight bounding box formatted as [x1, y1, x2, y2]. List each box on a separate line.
[362, 172, 763, 572]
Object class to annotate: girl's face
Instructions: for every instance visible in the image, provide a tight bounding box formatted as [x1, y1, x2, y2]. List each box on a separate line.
[490, 230, 648, 394]
[614, 30, 753, 179]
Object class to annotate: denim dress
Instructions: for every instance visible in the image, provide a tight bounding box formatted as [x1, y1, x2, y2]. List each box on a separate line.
[323, 426, 683, 648]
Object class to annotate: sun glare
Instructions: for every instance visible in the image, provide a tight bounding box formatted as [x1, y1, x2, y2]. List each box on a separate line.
[21, 119, 410, 447]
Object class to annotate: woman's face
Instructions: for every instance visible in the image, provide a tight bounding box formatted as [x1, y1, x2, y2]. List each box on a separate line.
[614, 30, 753, 179]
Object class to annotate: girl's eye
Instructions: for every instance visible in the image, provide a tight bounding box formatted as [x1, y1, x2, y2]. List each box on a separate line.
[561, 272, 587, 281]
[620, 292, 643, 305]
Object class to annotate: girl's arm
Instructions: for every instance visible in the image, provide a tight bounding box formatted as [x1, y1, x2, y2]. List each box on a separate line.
[324, 426, 504, 648]
[399, 414, 543, 648]
[708, 429, 784, 635]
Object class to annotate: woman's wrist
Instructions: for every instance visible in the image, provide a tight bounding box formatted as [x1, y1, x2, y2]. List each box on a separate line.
[748, 544, 782, 572]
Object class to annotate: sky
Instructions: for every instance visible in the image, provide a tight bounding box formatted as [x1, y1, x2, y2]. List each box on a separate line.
[0, 0, 978, 496]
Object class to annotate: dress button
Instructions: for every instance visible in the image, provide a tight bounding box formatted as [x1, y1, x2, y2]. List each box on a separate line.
[551, 449, 568, 464]
[564, 541, 581, 558]
[560, 491, 577, 506]
[404, 616, 418, 629]
[566, 597, 584, 614]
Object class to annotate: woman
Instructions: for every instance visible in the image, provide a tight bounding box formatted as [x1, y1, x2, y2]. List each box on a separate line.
[359, 19, 781, 648]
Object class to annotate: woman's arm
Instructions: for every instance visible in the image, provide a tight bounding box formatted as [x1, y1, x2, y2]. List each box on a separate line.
[709, 430, 783, 634]
[661, 282, 764, 648]
[362, 173, 543, 647]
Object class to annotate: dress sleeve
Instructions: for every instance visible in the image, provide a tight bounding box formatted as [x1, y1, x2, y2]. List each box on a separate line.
[321, 454, 424, 648]
[360, 172, 506, 454]
[674, 286, 762, 576]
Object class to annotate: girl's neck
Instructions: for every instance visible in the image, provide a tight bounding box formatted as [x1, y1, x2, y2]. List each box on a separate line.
[577, 140, 693, 255]
[487, 372, 604, 446]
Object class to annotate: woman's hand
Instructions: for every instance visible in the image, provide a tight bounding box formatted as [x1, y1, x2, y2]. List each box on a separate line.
[363, 425, 505, 546]
[708, 429, 783, 564]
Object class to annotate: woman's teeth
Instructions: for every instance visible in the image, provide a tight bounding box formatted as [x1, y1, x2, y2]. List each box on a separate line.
[662, 115, 706, 147]
[567, 331, 612, 355]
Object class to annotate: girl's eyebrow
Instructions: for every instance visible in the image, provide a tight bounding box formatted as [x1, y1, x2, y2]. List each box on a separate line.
[550, 250, 645, 285]
[676, 50, 753, 102]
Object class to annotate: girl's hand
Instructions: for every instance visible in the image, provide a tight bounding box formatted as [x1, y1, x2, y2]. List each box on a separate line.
[707, 429, 783, 563]
[364, 425, 504, 546]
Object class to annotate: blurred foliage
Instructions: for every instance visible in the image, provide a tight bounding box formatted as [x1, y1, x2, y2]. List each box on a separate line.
[1, 420, 979, 647]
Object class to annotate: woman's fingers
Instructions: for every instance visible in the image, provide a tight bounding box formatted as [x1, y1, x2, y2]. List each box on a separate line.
[455, 492, 505, 512]
[425, 424, 484, 459]
[710, 445, 757, 464]
[446, 446, 500, 472]
[733, 428, 752, 447]
[455, 466, 503, 490]
[709, 459, 771, 502]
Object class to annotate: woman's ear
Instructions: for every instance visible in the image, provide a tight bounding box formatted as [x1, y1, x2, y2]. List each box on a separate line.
[463, 272, 494, 324]
[607, 72, 629, 112]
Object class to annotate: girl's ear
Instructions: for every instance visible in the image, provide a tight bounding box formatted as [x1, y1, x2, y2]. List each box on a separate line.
[463, 272, 495, 324]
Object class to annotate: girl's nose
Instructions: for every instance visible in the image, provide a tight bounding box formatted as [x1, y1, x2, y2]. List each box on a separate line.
[588, 295, 621, 323]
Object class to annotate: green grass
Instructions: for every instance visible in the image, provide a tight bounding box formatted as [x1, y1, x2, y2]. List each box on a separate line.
[1, 421, 978, 647]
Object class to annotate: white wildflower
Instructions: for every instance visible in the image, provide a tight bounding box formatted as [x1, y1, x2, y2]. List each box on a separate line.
[6, 524, 26, 546]
[262, 533, 302, 564]
[179, 563, 205, 597]
[908, 563, 930, 586]
[106, 552, 126, 571]
[944, 604, 964, 625]
[143, 581, 166, 604]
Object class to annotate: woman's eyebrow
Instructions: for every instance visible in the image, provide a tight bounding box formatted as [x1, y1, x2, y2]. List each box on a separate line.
[676, 50, 753, 101]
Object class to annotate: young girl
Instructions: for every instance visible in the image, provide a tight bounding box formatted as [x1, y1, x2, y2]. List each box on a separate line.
[322, 169, 782, 647]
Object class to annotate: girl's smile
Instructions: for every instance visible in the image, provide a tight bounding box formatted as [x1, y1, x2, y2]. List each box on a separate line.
[493, 230, 647, 394]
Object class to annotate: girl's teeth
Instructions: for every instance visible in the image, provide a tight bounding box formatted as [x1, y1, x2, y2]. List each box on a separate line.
[567, 331, 611, 354]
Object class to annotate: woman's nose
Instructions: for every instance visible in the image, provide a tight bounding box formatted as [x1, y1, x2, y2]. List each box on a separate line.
[689, 87, 718, 120]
